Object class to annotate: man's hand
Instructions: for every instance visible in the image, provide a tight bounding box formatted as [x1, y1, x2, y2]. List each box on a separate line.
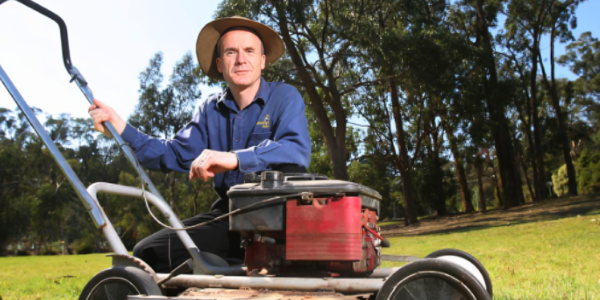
[88, 99, 126, 137]
[190, 150, 239, 181]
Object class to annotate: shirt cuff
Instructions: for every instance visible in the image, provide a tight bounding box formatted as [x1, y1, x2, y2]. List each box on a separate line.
[233, 148, 258, 172]
[120, 123, 138, 145]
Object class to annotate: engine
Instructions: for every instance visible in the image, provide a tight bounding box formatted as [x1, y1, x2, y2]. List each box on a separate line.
[227, 171, 385, 277]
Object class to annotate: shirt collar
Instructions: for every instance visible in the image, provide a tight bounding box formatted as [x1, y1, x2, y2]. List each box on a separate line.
[217, 77, 270, 111]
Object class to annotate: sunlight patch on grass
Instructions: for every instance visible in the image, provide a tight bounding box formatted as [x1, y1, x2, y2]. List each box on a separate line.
[383, 214, 600, 299]
[0, 254, 111, 300]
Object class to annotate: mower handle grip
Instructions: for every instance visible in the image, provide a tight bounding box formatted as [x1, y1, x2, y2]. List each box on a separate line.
[1, 0, 76, 76]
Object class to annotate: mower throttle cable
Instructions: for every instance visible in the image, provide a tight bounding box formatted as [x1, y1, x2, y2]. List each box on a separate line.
[123, 143, 311, 231]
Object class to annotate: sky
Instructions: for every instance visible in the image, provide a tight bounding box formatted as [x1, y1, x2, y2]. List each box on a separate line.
[0, 0, 598, 122]
[0, 0, 222, 120]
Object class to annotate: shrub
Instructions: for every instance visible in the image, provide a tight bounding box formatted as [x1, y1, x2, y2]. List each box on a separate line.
[575, 149, 600, 194]
[72, 239, 95, 254]
[41, 247, 58, 255]
[552, 164, 570, 197]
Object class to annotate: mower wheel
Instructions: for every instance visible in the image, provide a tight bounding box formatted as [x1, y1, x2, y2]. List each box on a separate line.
[79, 266, 162, 300]
[375, 258, 491, 300]
[426, 248, 493, 298]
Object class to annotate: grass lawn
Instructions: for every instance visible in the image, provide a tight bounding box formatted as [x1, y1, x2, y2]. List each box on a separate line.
[1, 214, 599, 299]
[382, 214, 600, 299]
[0, 253, 111, 300]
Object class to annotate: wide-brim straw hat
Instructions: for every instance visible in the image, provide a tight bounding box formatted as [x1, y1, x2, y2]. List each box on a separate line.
[196, 16, 284, 81]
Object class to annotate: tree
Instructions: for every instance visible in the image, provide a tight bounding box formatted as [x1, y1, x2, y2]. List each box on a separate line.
[471, 0, 525, 207]
[537, 0, 583, 196]
[559, 31, 600, 99]
[129, 52, 202, 210]
[216, 0, 385, 181]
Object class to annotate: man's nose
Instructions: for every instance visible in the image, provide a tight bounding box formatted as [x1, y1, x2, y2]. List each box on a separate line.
[236, 51, 248, 64]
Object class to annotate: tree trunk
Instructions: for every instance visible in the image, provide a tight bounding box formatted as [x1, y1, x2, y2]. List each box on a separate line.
[60, 223, 68, 255]
[431, 152, 446, 215]
[389, 80, 418, 224]
[443, 118, 474, 212]
[511, 71, 539, 201]
[519, 154, 535, 202]
[475, 155, 487, 213]
[539, 24, 577, 196]
[474, 0, 524, 208]
[427, 116, 446, 216]
[530, 35, 547, 201]
[484, 149, 503, 208]
[273, 1, 348, 180]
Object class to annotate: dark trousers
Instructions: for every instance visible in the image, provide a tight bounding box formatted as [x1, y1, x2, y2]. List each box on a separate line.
[132, 210, 245, 273]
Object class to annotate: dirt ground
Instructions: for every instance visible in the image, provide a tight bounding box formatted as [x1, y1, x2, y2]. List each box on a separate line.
[380, 193, 600, 237]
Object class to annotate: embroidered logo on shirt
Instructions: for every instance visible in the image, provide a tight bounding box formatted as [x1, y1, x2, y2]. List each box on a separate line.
[256, 114, 270, 128]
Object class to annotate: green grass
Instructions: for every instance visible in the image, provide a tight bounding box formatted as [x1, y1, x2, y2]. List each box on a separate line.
[0, 253, 111, 300]
[382, 214, 600, 299]
[377, 220, 401, 226]
[1, 214, 599, 299]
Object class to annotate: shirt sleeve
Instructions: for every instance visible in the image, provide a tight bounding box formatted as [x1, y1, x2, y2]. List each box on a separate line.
[233, 87, 311, 172]
[120, 103, 209, 173]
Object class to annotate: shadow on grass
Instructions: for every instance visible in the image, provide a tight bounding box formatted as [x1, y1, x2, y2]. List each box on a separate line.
[382, 193, 600, 237]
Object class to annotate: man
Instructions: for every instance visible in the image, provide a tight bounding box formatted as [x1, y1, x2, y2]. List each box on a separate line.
[88, 17, 311, 273]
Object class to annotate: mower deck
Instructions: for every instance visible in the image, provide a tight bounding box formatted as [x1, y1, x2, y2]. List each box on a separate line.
[128, 288, 374, 300]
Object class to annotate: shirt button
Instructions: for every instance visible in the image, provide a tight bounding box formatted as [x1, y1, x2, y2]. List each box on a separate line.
[236, 137, 240, 141]
[237, 115, 242, 119]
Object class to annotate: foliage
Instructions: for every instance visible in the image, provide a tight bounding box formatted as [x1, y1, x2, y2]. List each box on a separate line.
[0, 52, 211, 255]
[552, 164, 570, 196]
[576, 149, 600, 194]
[559, 31, 600, 98]
[1, 0, 599, 255]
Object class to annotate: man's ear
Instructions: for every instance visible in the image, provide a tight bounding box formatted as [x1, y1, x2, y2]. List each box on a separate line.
[260, 54, 266, 70]
[216, 57, 223, 73]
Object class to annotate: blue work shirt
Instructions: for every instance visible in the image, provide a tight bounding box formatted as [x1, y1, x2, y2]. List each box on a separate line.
[121, 77, 311, 211]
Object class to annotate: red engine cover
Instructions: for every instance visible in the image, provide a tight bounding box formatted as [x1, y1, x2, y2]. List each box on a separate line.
[286, 196, 362, 261]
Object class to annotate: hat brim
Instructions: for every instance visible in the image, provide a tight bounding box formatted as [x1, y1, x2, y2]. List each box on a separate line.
[196, 17, 284, 81]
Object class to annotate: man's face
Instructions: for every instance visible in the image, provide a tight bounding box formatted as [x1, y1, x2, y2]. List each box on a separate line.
[216, 30, 266, 89]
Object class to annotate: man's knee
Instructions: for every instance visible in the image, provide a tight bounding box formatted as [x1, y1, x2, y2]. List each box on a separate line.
[132, 240, 145, 259]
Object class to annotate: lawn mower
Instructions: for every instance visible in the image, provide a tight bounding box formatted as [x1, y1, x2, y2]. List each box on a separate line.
[0, 1, 494, 299]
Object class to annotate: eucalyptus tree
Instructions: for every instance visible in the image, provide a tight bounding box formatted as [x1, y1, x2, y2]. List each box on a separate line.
[215, 0, 386, 181]
[496, 32, 542, 200]
[447, 0, 525, 208]
[504, 0, 585, 197]
[349, 0, 481, 217]
[535, 0, 582, 196]
[559, 31, 600, 150]
[559, 31, 600, 98]
[129, 52, 202, 210]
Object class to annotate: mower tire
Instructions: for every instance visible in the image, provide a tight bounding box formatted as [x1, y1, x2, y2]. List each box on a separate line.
[375, 258, 491, 300]
[426, 248, 493, 298]
[79, 266, 162, 300]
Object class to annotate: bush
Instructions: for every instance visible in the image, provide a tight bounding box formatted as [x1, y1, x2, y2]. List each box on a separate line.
[575, 150, 600, 194]
[41, 247, 58, 255]
[14, 249, 30, 256]
[552, 164, 570, 197]
[72, 239, 95, 254]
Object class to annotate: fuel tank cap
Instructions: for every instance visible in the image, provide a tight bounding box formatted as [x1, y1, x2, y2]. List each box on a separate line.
[261, 171, 283, 188]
